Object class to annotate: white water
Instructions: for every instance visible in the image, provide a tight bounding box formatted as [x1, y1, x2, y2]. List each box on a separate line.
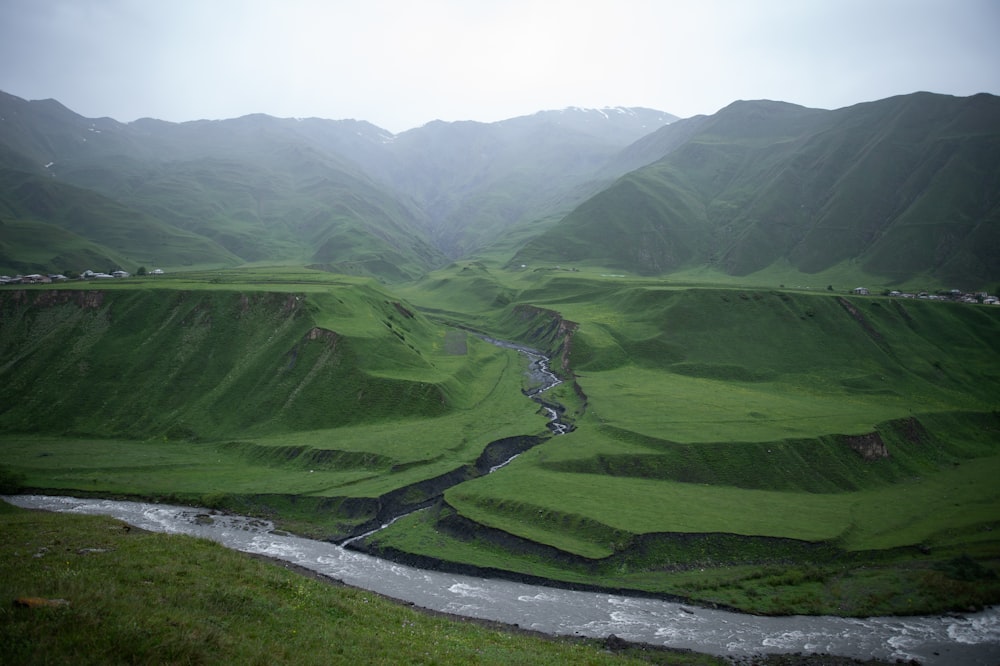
[6, 494, 999, 665]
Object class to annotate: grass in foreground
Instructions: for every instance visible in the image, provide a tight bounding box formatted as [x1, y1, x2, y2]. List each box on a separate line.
[0, 502, 722, 666]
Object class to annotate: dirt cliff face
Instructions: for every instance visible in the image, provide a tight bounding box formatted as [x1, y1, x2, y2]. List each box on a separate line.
[840, 417, 931, 461]
[4, 289, 106, 309]
[237, 292, 305, 317]
[842, 432, 889, 460]
[836, 296, 885, 345]
[305, 326, 339, 346]
[510, 304, 579, 376]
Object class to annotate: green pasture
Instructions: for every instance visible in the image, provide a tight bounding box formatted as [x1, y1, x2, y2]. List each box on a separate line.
[4, 267, 999, 615]
[369, 433, 1000, 615]
[0, 437, 372, 498]
[0, 330, 545, 498]
[368, 474, 1000, 617]
[0, 268, 502, 524]
[574, 369, 914, 443]
[444, 441, 1000, 556]
[48, 265, 391, 291]
[368, 268, 1000, 614]
[0, 276, 510, 438]
[0, 277, 549, 535]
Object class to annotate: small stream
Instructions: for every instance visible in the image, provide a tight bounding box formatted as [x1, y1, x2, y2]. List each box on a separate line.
[4, 495, 999, 665]
[476, 334, 571, 434]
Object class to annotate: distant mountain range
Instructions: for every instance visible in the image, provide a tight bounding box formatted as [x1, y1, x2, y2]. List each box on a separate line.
[1, 90, 997, 287]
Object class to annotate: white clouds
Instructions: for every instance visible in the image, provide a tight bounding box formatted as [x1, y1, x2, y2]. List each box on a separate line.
[1, 0, 997, 131]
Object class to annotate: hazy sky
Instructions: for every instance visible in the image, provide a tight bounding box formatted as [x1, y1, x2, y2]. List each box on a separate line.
[2, 0, 998, 133]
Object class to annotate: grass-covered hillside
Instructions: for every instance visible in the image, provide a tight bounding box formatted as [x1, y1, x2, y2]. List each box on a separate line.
[0, 92, 676, 280]
[363, 267, 1000, 616]
[0, 92, 445, 279]
[4, 91, 997, 289]
[511, 93, 1000, 290]
[0, 268, 552, 536]
[375, 108, 677, 257]
[3, 264, 997, 617]
[0, 167, 242, 274]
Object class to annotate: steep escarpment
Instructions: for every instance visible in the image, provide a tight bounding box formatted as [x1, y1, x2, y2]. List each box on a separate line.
[0, 287, 449, 440]
[499, 304, 579, 377]
[542, 415, 977, 493]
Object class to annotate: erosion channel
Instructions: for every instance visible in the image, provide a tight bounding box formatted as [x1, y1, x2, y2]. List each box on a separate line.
[475, 334, 572, 435]
[338, 336, 571, 546]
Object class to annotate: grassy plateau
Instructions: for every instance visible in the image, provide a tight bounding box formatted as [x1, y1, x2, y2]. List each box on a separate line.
[2, 263, 999, 624]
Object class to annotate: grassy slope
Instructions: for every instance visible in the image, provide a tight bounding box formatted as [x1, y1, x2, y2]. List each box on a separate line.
[365, 267, 1000, 614]
[101, 154, 444, 280]
[0, 167, 242, 273]
[0, 93, 447, 281]
[509, 93, 1000, 290]
[3, 266, 999, 616]
[0, 502, 720, 666]
[0, 269, 547, 535]
[0, 218, 133, 276]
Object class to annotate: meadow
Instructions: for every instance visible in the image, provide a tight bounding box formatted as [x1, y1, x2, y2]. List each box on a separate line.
[2, 263, 999, 616]
[0, 268, 549, 535]
[369, 263, 1000, 615]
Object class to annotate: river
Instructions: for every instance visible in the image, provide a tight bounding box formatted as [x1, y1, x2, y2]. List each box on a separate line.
[475, 334, 571, 434]
[4, 494, 1000, 665]
[6, 342, 1000, 663]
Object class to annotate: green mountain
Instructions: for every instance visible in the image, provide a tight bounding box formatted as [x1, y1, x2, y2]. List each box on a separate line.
[373, 108, 678, 257]
[0, 167, 240, 273]
[3, 90, 997, 287]
[0, 93, 675, 279]
[1, 90, 999, 623]
[511, 92, 1000, 289]
[0, 93, 445, 279]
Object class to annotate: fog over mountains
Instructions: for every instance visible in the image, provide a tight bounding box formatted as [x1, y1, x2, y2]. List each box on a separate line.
[514, 93, 1000, 287]
[1, 90, 997, 287]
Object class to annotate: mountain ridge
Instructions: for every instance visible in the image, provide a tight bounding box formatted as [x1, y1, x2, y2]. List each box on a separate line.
[1, 90, 998, 288]
[511, 92, 1000, 288]
[0, 90, 676, 277]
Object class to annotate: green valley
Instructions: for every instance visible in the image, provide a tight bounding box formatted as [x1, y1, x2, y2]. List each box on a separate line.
[1, 89, 999, 649]
[2, 263, 998, 618]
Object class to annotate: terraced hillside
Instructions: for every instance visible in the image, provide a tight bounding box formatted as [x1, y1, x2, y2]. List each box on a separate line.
[0, 269, 552, 536]
[1, 263, 998, 617]
[359, 269, 1000, 615]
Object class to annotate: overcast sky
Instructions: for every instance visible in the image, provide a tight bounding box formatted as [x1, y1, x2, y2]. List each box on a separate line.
[1, 0, 998, 133]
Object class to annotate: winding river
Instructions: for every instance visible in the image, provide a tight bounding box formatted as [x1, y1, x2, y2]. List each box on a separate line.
[4, 495, 999, 665]
[5, 344, 1000, 664]
[476, 335, 571, 434]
